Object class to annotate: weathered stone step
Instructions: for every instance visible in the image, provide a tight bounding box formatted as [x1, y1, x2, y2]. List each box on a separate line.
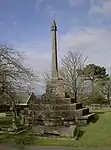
[78, 113, 95, 120]
[32, 110, 75, 120]
[32, 104, 53, 110]
[32, 102, 83, 111]
[55, 98, 72, 104]
[53, 110, 75, 119]
[70, 103, 83, 110]
[76, 113, 96, 125]
[75, 108, 89, 117]
[54, 103, 82, 111]
[54, 104, 70, 111]
[32, 125, 79, 138]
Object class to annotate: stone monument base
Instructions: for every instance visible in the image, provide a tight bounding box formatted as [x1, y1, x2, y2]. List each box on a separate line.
[32, 124, 79, 138]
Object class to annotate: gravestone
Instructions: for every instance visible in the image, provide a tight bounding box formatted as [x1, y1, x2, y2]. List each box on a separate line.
[0, 113, 6, 117]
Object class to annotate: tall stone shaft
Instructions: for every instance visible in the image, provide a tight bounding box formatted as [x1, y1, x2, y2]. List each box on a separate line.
[51, 20, 58, 79]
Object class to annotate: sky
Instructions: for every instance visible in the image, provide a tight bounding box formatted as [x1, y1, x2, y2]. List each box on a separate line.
[0, 0, 111, 93]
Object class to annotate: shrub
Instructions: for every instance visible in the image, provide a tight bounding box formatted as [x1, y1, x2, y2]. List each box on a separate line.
[78, 91, 105, 105]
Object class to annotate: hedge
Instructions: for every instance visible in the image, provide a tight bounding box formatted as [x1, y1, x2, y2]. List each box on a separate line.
[0, 105, 29, 113]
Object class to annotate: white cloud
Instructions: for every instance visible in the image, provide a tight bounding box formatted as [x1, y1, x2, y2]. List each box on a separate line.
[44, 4, 56, 18]
[69, 0, 85, 7]
[14, 27, 111, 74]
[11, 27, 111, 93]
[11, 38, 52, 74]
[35, 0, 44, 12]
[12, 27, 111, 72]
[59, 27, 111, 71]
[10, 38, 52, 94]
[90, 0, 111, 20]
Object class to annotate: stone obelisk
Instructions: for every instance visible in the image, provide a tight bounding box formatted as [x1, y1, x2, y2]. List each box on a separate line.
[45, 20, 65, 102]
[51, 20, 58, 80]
[50, 20, 65, 99]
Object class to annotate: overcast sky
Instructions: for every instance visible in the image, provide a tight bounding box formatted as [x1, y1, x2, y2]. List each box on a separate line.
[0, 0, 111, 93]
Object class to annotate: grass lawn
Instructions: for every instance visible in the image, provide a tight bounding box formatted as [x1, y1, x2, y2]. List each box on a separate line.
[0, 116, 12, 127]
[1, 109, 111, 147]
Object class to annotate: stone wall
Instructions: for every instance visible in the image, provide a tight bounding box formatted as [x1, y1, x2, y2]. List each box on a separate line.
[86, 104, 111, 110]
[19, 103, 78, 126]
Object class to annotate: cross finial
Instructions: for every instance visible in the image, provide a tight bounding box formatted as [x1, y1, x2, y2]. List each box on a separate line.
[51, 20, 57, 31]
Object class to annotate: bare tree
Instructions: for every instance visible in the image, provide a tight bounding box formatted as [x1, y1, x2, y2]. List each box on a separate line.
[59, 50, 87, 102]
[0, 44, 39, 128]
[43, 71, 51, 85]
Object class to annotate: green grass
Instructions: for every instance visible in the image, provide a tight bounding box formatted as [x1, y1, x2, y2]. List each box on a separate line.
[0, 115, 20, 128]
[1, 110, 111, 147]
[0, 116, 12, 128]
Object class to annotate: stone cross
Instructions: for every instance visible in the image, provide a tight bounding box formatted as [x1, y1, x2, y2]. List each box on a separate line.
[51, 20, 58, 79]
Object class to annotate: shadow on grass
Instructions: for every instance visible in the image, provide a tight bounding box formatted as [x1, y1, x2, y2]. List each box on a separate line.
[96, 111, 105, 114]
[91, 114, 99, 123]
[77, 130, 85, 140]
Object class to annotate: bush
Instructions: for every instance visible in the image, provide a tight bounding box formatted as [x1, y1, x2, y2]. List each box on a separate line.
[78, 92, 105, 105]
[0, 105, 29, 113]
[0, 105, 10, 112]
[89, 91, 105, 104]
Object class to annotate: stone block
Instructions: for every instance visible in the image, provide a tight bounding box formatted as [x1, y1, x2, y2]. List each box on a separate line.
[54, 104, 71, 111]
[70, 103, 82, 110]
[75, 108, 89, 117]
[54, 103, 82, 112]
[47, 78, 65, 99]
[57, 125, 79, 138]
[75, 113, 96, 125]
[32, 125, 79, 138]
[44, 129, 60, 136]
[43, 118, 63, 126]
[76, 119, 88, 126]
[55, 98, 72, 104]
[54, 110, 75, 120]
[33, 104, 53, 110]
[32, 125, 44, 135]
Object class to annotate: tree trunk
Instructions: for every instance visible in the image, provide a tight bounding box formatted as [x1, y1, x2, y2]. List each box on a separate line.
[10, 100, 17, 130]
[91, 79, 94, 93]
[74, 79, 77, 103]
[107, 86, 110, 101]
[74, 89, 77, 103]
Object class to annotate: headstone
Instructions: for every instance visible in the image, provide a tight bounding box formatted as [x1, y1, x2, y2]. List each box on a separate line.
[0, 113, 6, 117]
